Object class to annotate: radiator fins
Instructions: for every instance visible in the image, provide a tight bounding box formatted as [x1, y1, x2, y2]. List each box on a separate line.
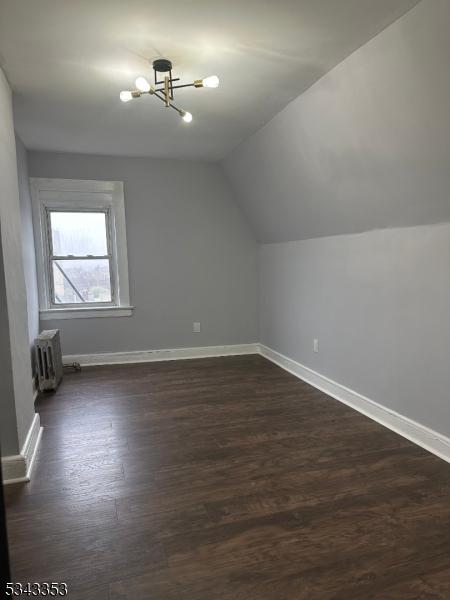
[35, 329, 63, 392]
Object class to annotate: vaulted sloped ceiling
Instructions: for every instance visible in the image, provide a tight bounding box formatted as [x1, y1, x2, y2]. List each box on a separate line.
[223, 0, 450, 243]
[0, 0, 419, 160]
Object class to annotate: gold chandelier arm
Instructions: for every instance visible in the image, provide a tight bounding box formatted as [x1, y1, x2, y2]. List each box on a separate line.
[153, 91, 183, 116]
[164, 76, 170, 107]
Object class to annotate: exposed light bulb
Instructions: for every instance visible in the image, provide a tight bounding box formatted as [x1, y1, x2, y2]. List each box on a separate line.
[181, 110, 193, 123]
[120, 91, 133, 102]
[135, 76, 151, 92]
[202, 75, 219, 88]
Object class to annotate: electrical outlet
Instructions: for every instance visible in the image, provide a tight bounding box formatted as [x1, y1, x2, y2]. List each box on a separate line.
[193, 322, 201, 333]
[313, 338, 319, 353]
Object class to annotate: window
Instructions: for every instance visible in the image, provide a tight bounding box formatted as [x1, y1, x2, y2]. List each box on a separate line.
[50, 211, 113, 305]
[31, 178, 132, 319]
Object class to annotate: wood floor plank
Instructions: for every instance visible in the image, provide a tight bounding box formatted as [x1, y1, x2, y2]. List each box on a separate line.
[4, 354, 450, 599]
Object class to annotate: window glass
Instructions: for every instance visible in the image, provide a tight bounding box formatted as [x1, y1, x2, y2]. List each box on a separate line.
[50, 211, 108, 256]
[52, 259, 112, 304]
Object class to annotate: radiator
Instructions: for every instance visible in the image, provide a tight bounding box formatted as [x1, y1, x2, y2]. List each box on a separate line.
[35, 329, 63, 392]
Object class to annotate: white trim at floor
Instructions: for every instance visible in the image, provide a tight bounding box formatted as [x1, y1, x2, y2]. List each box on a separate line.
[2, 413, 43, 485]
[259, 344, 450, 464]
[63, 343, 260, 367]
[6, 343, 448, 485]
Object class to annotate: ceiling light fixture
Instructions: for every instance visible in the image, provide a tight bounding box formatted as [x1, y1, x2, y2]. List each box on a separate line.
[120, 58, 219, 123]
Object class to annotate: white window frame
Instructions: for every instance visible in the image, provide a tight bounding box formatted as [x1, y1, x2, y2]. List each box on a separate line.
[30, 178, 133, 320]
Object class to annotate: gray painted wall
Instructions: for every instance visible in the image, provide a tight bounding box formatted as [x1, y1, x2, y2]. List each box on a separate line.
[0, 228, 19, 455]
[223, 0, 450, 438]
[28, 151, 258, 355]
[16, 135, 39, 373]
[224, 0, 450, 243]
[260, 223, 450, 437]
[0, 67, 35, 454]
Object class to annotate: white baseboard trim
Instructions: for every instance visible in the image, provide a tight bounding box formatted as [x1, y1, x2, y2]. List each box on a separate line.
[6, 343, 445, 489]
[64, 343, 260, 367]
[259, 344, 450, 464]
[2, 413, 43, 485]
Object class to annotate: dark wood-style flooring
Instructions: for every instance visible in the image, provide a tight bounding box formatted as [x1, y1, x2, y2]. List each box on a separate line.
[4, 355, 450, 599]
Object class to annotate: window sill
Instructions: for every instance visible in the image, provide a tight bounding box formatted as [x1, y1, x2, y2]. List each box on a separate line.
[40, 306, 134, 320]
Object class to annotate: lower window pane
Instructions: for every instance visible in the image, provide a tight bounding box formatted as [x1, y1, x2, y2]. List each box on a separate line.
[53, 259, 112, 304]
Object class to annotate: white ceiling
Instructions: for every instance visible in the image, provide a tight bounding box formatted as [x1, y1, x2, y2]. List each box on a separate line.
[0, 0, 420, 161]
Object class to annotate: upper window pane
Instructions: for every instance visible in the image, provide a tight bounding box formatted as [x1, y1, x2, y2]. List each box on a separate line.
[50, 211, 108, 256]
